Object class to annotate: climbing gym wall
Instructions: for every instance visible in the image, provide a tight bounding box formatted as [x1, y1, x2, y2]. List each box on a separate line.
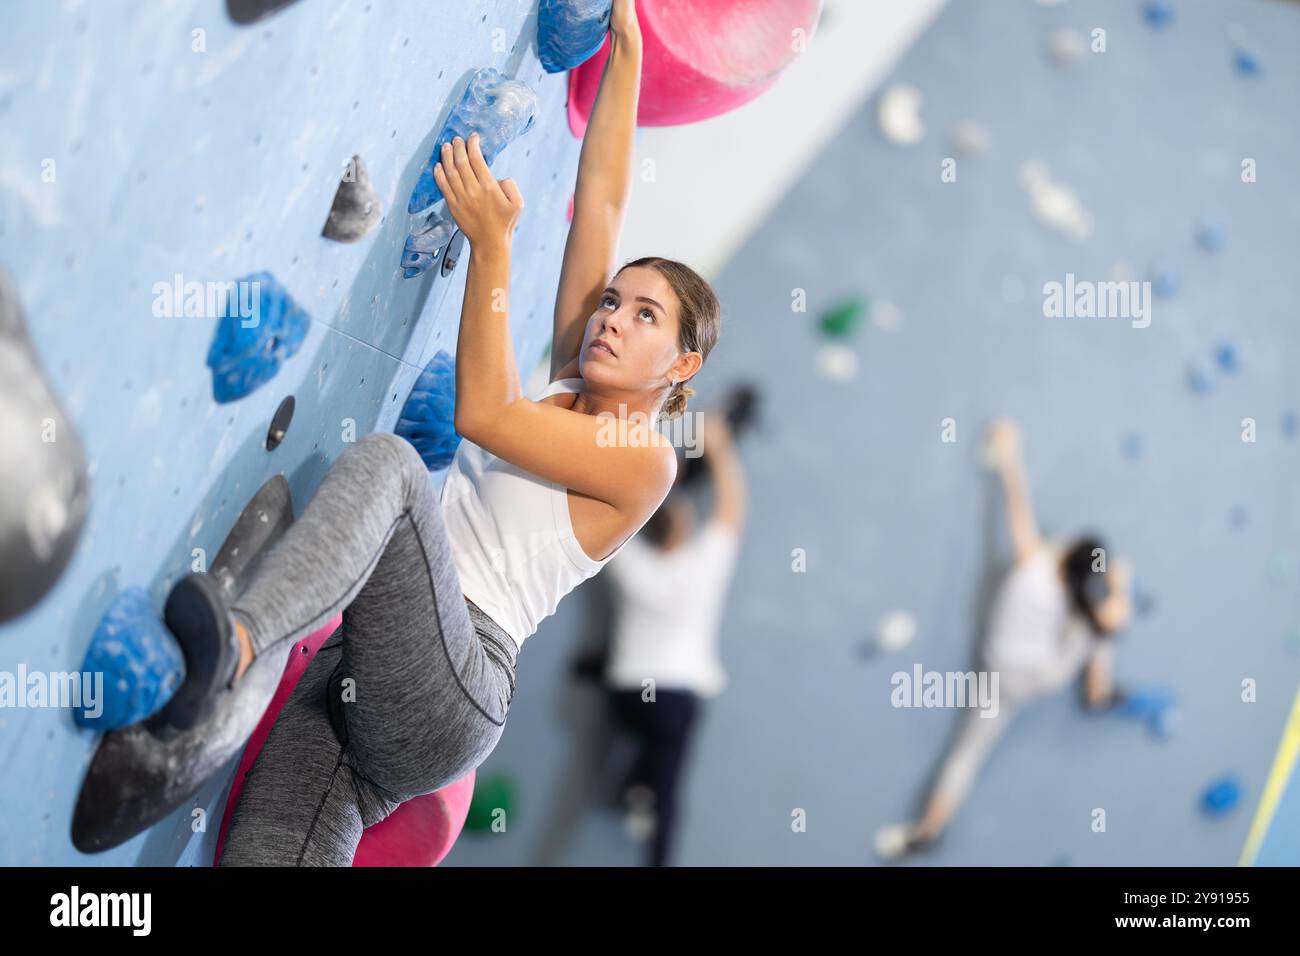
[0, 0, 578, 865]
[445, 0, 1300, 866]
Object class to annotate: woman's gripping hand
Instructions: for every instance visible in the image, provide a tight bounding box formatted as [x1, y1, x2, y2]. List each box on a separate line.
[434, 132, 525, 251]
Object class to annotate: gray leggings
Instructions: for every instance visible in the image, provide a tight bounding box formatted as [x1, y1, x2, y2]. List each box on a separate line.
[218, 432, 518, 866]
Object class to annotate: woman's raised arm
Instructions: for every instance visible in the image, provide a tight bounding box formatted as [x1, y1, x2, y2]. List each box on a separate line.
[437, 131, 674, 513]
[549, 0, 643, 380]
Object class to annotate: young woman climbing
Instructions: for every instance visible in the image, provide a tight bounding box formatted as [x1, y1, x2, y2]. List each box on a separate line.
[874, 419, 1133, 861]
[146, 0, 722, 865]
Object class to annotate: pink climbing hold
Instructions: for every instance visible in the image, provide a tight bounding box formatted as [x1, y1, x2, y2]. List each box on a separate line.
[352, 771, 476, 867]
[214, 612, 476, 867]
[566, 0, 823, 137]
[567, 192, 574, 222]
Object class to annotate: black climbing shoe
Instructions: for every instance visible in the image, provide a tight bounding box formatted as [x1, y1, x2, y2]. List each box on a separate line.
[156, 572, 241, 731]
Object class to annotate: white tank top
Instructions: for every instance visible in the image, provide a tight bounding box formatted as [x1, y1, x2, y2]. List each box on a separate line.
[439, 377, 641, 650]
[983, 544, 1093, 688]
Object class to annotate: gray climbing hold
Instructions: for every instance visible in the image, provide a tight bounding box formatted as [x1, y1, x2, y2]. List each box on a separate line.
[0, 269, 90, 624]
[322, 155, 381, 243]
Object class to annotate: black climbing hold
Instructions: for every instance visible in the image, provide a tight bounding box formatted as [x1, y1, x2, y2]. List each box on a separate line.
[226, 0, 303, 25]
[265, 395, 295, 451]
[441, 230, 467, 277]
[322, 155, 381, 243]
[0, 269, 90, 624]
[208, 473, 293, 600]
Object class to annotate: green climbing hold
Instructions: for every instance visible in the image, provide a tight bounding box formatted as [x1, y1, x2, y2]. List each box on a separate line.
[465, 773, 516, 832]
[818, 296, 868, 340]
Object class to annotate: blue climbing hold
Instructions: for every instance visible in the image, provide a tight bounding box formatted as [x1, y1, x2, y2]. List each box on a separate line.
[1201, 775, 1242, 816]
[1195, 218, 1226, 253]
[395, 350, 462, 470]
[1141, 1, 1174, 30]
[1122, 433, 1143, 461]
[1282, 410, 1298, 438]
[205, 272, 309, 404]
[1214, 341, 1240, 375]
[75, 587, 184, 730]
[402, 214, 458, 279]
[1119, 686, 1178, 740]
[1232, 49, 1262, 78]
[1228, 505, 1248, 530]
[1186, 358, 1214, 395]
[407, 67, 538, 216]
[538, 0, 612, 74]
[1150, 263, 1180, 298]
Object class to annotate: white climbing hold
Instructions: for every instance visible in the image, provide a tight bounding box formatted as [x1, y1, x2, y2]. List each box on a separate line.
[815, 343, 859, 382]
[878, 84, 925, 146]
[871, 300, 902, 332]
[1020, 161, 1093, 240]
[950, 120, 990, 157]
[876, 610, 917, 652]
[1047, 28, 1086, 67]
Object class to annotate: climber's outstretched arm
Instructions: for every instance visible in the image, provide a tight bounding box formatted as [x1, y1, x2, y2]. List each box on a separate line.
[549, 0, 643, 380]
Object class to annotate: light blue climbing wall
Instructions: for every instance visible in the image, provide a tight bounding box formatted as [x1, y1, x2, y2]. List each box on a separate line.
[446, 0, 1300, 866]
[0, 0, 578, 865]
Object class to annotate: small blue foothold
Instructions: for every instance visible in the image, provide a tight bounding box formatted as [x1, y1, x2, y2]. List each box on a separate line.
[76, 587, 185, 730]
[1228, 505, 1248, 530]
[1214, 341, 1240, 375]
[538, 0, 612, 74]
[1186, 359, 1214, 395]
[1141, 1, 1174, 30]
[1195, 218, 1226, 253]
[401, 216, 457, 279]
[1232, 48, 1262, 77]
[204, 272, 310, 404]
[1151, 264, 1180, 298]
[1122, 433, 1143, 461]
[1201, 775, 1242, 816]
[1120, 686, 1177, 739]
[395, 350, 462, 470]
[1282, 411, 1298, 438]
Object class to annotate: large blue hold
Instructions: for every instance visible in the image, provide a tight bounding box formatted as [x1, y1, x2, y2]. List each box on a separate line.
[538, 0, 612, 74]
[75, 587, 184, 730]
[395, 350, 462, 470]
[407, 67, 538, 216]
[205, 271, 310, 403]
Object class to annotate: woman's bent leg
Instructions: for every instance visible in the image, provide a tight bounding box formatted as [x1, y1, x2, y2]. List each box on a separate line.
[219, 631, 400, 866]
[233, 431, 516, 801]
[232, 432, 443, 659]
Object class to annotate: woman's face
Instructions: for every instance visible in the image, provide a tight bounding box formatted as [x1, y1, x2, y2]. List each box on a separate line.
[578, 266, 695, 398]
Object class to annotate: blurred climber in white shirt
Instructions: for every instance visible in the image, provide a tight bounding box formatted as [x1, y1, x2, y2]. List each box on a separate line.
[875, 419, 1133, 861]
[603, 405, 749, 867]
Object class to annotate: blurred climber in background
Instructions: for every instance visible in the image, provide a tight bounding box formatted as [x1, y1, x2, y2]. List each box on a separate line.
[604, 393, 753, 867]
[101, 0, 728, 865]
[874, 419, 1133, 861]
